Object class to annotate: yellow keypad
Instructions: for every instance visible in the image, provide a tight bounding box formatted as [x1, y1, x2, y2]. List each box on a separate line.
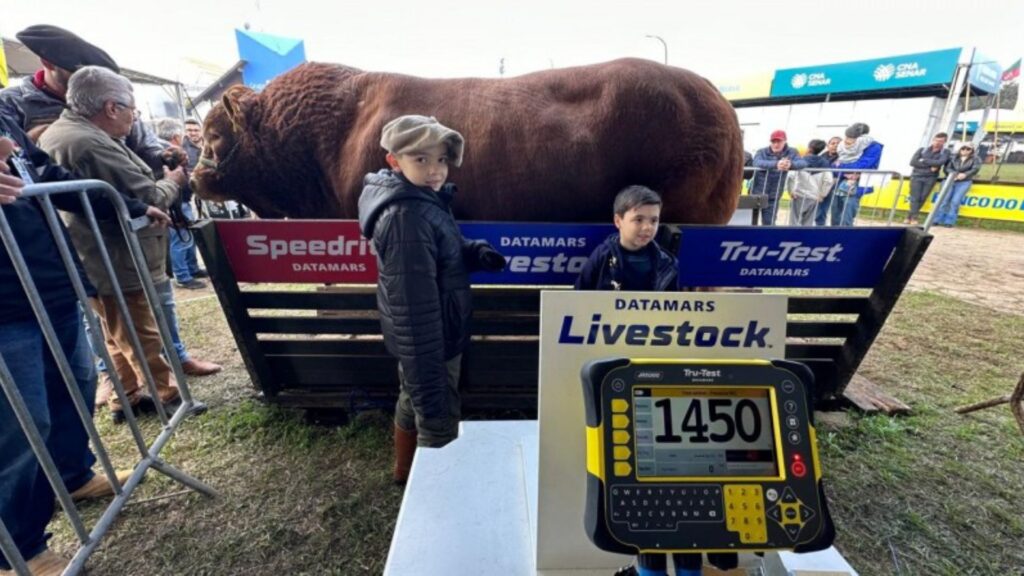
[613, 446, 631, 460]
[611, 399, 629, 413]
[614, 462, 632, 477]
[612, 430, 630, 444]
[724, 484, 767, 544]
[612, 415, 630, 429]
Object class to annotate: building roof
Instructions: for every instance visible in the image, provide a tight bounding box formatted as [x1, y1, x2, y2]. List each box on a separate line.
[191, 60, 246, 108]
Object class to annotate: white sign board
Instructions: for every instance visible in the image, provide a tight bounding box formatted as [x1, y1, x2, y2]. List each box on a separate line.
[535, 291, 788, 573]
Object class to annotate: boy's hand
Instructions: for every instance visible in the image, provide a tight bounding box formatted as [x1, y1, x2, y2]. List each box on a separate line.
[477, 244, 507, 272]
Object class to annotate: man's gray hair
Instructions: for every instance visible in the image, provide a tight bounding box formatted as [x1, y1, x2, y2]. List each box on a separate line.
[155, 117, 184, 141]
[66, 65, 134, 117]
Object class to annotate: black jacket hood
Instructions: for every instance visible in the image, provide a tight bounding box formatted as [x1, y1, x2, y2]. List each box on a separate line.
[358, 169, 453, 239]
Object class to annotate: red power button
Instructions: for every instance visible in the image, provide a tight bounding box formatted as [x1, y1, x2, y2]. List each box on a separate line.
[791, 460, 807, 478]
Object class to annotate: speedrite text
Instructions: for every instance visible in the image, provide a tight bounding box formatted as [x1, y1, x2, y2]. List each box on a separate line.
[246, 234, 375, 259]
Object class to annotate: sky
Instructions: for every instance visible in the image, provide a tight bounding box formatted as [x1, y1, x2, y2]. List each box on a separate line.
[2, 0, 1022, 86]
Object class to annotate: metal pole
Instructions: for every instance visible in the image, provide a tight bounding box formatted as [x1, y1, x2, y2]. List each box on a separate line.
[0, 354, 90, 543]
[0, 515, 30, 576]
[645, 35, 668, 65]
[72, 186, 172, 425]
[1, 179, 217, 575]
[38, 193, 152, 459]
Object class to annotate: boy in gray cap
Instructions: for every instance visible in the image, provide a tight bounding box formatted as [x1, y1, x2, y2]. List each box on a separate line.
[358, 115, 506, 483]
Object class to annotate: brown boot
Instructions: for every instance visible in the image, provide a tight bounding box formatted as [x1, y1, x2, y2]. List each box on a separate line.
[393, 423, 418, 485]
[182, 358, 223, 376]
[70, 469, 135, 502]
[0, 549, 68, 576]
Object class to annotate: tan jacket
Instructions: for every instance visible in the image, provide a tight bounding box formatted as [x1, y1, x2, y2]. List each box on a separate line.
[39, 110, 178, 295]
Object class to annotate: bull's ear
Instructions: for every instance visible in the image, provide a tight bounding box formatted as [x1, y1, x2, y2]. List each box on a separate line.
[222, 85, 255, 132]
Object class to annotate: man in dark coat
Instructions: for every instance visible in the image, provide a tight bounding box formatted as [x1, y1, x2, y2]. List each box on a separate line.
[749, 129, 807, 225]
[907, 132, 950, 225]
[0, 24, 174, 172]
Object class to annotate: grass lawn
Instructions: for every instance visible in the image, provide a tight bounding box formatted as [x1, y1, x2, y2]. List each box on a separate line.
[47, 290, 1024, 575]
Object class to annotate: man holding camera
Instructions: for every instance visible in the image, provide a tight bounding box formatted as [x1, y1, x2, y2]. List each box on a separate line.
[38, 66, 201, 422]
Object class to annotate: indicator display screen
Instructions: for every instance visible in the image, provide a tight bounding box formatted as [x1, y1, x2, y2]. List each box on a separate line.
[632, 387, 779, 478]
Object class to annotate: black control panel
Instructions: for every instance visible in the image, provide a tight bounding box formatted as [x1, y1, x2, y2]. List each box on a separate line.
[582, 358, 835, 555]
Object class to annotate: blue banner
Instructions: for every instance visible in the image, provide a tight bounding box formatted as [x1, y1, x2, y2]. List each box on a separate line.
[236, 29, 307, 91]
[770, 48, 962, 97]
[968, 51, 1002, 94]
[676, 227, 904, 288]
[459, 222, 612, 285]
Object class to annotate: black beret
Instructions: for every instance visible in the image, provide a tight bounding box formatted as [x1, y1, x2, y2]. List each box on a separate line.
[16, 25, 120, 73]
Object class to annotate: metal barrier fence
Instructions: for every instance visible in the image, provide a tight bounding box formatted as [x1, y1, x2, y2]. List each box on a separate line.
[0, 180, 216, 576]
[744, 167, 910, 229]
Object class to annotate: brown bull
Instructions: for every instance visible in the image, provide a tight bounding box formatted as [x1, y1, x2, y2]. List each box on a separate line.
[191, 58, 742, 223]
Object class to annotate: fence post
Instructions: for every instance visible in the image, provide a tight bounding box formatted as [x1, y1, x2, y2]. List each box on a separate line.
[0, 179, 218, 575]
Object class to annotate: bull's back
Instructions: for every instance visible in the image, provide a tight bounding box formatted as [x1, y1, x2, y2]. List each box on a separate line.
[334, 59, 739, 222]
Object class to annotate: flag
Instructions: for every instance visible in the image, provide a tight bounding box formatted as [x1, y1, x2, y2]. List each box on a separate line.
[1002, 58, 1021, 83]
[0, 41, 8, 88]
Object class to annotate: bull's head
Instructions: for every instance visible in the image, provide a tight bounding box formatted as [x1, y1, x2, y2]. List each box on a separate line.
[190, 85, 284, 215]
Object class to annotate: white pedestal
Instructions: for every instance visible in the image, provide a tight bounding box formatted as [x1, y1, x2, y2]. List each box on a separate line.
[384, 420, 856, 576]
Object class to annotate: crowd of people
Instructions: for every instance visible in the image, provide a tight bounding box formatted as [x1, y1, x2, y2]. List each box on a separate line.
[743, 124, 980, 228]
[744, 123, 884, 226]
[1, 25, 221, 575]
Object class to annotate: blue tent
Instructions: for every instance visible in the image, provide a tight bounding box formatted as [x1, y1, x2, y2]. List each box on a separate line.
[235, 29, 306, 91]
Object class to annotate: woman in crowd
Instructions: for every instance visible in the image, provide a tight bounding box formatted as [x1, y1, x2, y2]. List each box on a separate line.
[933, 143, 981, 227]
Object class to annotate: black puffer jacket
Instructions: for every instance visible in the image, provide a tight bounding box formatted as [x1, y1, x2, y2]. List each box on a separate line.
[358, 170, 490, 423]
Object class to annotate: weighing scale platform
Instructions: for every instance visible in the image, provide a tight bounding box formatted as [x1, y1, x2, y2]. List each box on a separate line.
[383, 421, 857, 576]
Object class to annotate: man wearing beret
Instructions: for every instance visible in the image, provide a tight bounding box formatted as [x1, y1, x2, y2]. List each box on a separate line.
[0, 25, 170, 172]
[0, 25, 222, 379]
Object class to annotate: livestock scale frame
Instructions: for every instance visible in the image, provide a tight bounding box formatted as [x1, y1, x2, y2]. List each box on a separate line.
[194, 218, 930, 416]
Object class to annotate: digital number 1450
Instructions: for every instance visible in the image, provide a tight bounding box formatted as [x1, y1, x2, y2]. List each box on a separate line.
[654, 398, 762, 444]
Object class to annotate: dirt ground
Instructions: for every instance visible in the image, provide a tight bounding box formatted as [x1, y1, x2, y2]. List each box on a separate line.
[905, 225, 1024, 316]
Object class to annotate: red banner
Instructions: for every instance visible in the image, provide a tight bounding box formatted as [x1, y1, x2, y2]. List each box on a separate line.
[216, 220, 379, 283]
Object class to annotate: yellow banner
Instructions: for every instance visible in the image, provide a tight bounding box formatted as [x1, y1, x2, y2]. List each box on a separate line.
[862, 180, 1024, 223]
[714, 72, 773, 101]
[983, 120, 1024, 133]
[0, 41, 8, 88]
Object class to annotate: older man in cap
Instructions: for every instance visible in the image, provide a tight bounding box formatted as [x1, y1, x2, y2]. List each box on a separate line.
[749, 129, 807, 225]
[38, 66, 203, 423]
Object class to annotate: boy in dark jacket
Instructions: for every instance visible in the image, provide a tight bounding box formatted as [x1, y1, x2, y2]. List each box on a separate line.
[357, 115, 505, 483]
[577, 186, 688, 576]
[576, 185, 678, 292]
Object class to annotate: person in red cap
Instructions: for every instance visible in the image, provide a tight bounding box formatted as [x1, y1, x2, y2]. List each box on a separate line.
[749, 129, 806, 225]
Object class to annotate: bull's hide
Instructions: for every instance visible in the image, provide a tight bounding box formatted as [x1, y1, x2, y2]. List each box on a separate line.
[191, 58, 742, 223]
